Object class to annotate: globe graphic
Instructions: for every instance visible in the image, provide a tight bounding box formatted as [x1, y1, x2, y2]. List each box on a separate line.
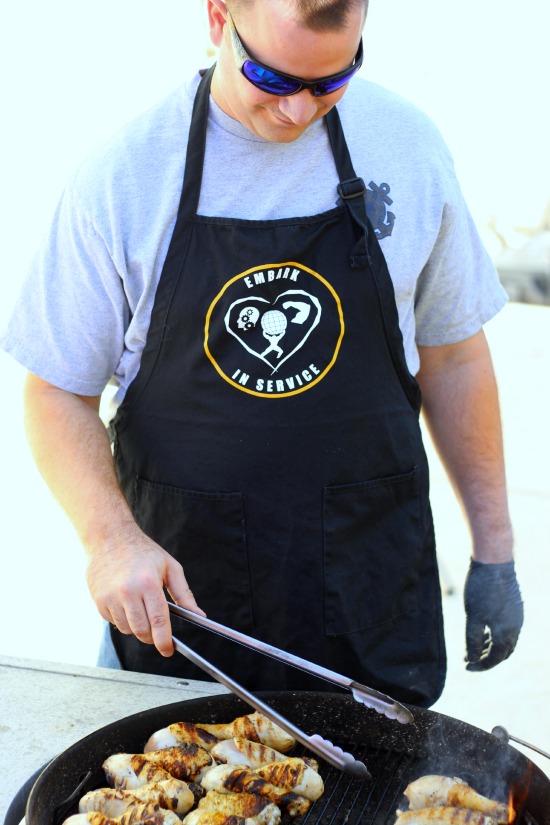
[261, 310, 287, 336]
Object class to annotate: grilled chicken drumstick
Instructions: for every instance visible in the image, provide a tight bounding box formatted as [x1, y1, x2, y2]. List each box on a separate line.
[103, 755, 176, 790]
[140, 744, 215, 781]
[211, 736, 318, 772]
[78, 779, 195, 816]
[396, 807, 499, 825]
[182, 812, 255, 825]
[201, 765, 310, 817]
[145, 722, 220, 753]
[210, 737, 285, 769]
[145, 713, 293, 754]
[195, 712, 295, 753]
[197, 790, 281, 825]
[64, 801, 182, 825]
[255, 758, 323, 801]
[403, 776, 510, 823]
[104, 747, 214, 788]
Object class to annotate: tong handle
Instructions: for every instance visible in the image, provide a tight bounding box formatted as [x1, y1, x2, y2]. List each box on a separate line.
[491, 726, 550, 760]
[167, 602, 412, 724]
[171, 635, 370, 779]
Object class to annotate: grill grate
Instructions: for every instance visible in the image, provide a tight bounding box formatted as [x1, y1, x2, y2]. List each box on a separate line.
[296, 744, 422, 825]
[289, 741, 538, 825]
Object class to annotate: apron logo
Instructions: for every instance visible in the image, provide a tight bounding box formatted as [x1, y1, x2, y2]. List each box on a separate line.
[225, 290, 321, 372]
[205, 262, 344, 398]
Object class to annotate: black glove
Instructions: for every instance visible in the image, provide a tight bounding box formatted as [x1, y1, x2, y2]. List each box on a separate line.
[464, 558, 524, 671]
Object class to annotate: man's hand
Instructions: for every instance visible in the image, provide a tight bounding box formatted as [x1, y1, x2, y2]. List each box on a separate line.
[86, 527, 205, 657]
[464, 558, 524, 671]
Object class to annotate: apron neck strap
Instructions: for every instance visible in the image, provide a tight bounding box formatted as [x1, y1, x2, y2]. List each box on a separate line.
[326, 106, 372, 269]
[325, 105, 359, 183]
[177, 65, 216, 222]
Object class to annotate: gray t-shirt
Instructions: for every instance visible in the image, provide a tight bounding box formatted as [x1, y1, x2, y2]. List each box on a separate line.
[0, 72, 507, 411]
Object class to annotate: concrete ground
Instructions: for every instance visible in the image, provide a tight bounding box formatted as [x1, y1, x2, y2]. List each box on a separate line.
[1, 301, 549, 781]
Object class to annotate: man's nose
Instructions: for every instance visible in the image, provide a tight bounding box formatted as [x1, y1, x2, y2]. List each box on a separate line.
[277, 90, 319, 124]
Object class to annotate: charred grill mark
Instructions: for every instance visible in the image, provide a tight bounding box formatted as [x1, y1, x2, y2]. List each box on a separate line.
[129, 755, 168, 784]
[198, 789, 276, 819]
[220, 768, 310, 816]
[143, 744, 213, 781]
[223, 771, 264, 795]
[189, 781, 206, 804]
[116, 803, 167, 825]
[170, 722, 220, 748]
[146, 815, 174, 825]
[127, 805, 156, 823]
[278, 791, 311, 817]
[235, 794, 271, 815]
[238, 718, 260, 742]
[238, 738, 273, 763]
[262, 762, 304, 788]
[87, 815, 105, 825]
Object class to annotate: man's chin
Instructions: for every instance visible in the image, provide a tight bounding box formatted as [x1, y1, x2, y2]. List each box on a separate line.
[250, 114, 310, 144]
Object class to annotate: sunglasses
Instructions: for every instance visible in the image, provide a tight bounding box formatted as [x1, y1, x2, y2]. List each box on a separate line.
[226, 10, 363, 97]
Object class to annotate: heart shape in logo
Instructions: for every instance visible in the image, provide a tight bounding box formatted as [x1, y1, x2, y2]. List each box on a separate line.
[225, 289, 322, 373]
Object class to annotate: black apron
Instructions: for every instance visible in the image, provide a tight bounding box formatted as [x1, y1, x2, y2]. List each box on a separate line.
[110, 67, 446, 707]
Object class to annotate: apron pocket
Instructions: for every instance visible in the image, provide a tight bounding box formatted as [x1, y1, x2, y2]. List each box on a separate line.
[323, 466, 422, 635]
[133, 477, 253, 630]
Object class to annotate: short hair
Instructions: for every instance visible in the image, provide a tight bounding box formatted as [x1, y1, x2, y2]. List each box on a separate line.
[226, 0, 368, 32]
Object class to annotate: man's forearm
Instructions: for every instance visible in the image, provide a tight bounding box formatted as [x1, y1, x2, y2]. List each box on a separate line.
[23, 372, 138, 553]
[417, 330, 513, 562]
[23, 372, 203, 653]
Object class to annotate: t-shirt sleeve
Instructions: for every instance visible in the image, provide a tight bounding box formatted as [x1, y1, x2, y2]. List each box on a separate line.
[0, 183, 130, 395]
[413, 157, 508, 347]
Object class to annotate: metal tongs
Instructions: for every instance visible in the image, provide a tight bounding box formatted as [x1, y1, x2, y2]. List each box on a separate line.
[168, 601, 413, 778]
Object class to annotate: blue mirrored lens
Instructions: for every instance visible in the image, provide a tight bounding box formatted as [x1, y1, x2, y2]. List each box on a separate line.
[314, 67, 361, 96]
[243, 61, 302, 94]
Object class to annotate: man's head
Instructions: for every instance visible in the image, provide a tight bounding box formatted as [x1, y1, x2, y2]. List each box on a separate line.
[226, 0, 368, 31]
[208, 0, 368, 143]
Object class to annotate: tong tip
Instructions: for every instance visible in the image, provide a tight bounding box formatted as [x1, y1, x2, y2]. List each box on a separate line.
[394, 705, 415, 725]
[308, 734, 370, 779]
[345, 760, 371, 780]
[350, 684, 414, 725]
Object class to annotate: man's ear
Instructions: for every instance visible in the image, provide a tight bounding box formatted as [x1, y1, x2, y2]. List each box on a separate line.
[207, 0, 228, 48]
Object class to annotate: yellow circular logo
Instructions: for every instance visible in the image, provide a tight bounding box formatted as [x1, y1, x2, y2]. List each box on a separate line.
[204, 261, 344, 398]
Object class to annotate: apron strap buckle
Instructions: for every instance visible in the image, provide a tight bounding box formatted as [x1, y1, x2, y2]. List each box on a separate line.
[337, 177, 366, 200]
[337, 177, 372, 270]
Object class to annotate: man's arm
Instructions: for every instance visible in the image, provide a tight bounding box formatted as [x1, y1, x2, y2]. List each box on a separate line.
[416, 330, 523, 670]
[416, 329, 512, 562]
[23, 372, 204, 657]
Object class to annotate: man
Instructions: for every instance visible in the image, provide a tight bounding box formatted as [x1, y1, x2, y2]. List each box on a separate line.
[1, 0, 523, 707]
